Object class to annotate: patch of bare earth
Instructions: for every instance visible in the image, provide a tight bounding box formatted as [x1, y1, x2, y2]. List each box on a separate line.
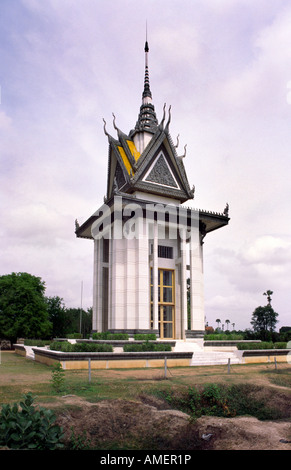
[55, 395, 291, 451]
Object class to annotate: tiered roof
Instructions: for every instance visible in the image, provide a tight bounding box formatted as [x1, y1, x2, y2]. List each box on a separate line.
[75, 39, 230, 240]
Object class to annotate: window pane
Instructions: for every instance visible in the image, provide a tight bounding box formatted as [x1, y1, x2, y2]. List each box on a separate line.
[158, 245, 173, 259]
[163, 323, 173, 338]
[103, 238, 109, 262]
[163, 306, 173, 321]
[163, 287, 172, 303]
[163, 270, 172, 286]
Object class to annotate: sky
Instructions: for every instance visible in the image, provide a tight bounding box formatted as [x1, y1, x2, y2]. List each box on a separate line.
[1, 0, 291, 331]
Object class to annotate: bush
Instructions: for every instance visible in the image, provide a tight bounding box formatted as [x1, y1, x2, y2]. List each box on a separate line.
[66, 333, 82, 339]
[106, 334, 129, 340]
[205, 334, 244, 341]
[92, 332, 129, 340]
[134, 334, 157, 341]
[49, 341, 113, 352]
[123, 342, 172, 352]
[274, 342, 288, 349]
[0, 393, 64, 450]
[237, 342, 287, 350]
[157, 383, 284, 420]
[92, 332, 108, 340]
[49, 341, 72, 352]
[24, 339, 51, 347]
[72, 342, 113, 352]
[51, 363, 65, 393]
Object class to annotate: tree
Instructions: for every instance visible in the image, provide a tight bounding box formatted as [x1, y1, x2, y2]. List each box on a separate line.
[263, 290, 273, 305]
[45, 296, 66, 338]
[0, 272, 52, 342]
[225, 319, 230, 330]
[251, 290, 278, 340]
[215, 319, 221, 330]
[64, 307, 92, 338]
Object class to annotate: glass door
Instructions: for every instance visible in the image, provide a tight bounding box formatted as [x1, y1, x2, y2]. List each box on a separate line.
[150, 268, 175, 339]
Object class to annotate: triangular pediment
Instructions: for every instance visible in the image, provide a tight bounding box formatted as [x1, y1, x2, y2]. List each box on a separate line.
[143, 151, 180, 189]
[129, 129, 194, 202]
[104, 115, 194, 203]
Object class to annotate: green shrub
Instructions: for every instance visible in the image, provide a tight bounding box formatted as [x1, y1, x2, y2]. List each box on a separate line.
[92, 332, 129, 340]
[236, 342, 287, 350]
[157, 383, 284, 420]
[50, 341, 72, 352]
[0, 393, 64, 450]
[134, 334, 157, 341]
[49, 341, 113, 353]
[66, 333, 82, 339]
[106, 334, 129, 340]
[274, 342, 288, 349]
[51, 363, 65, 393]
[123, 342, 171, 352]
[92, 332, 108, 340]
[71, 342, 113, 352]
[24, 339, 51, 347]
[205, 334, 244, 341]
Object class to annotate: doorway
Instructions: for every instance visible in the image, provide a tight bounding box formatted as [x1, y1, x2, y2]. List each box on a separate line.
[150, 268, 175, 339]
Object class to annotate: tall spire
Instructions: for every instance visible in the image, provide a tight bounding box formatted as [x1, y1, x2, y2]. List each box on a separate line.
[134, 31, 158, 134]
[143, 27, 152, 101]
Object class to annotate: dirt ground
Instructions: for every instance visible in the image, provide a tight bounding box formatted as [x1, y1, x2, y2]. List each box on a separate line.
[55, 393, 291, 451]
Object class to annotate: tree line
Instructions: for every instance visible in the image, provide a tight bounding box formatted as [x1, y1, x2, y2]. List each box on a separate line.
[209, 290, 290, 342]
[0, 273, 290, 344]
[0, 272, 92, 343]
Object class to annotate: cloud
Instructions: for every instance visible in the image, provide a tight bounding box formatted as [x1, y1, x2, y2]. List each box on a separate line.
[204, 234, 291, 329]
[244, 236, 291, 265]
[0, 110, 12, 129]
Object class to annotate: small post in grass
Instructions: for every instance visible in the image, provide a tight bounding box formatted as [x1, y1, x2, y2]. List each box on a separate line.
[227, 358, 231, 374]
[88, 358, 91, 383]
[274, 356, 278, 370]
[164, 356, 167, 379]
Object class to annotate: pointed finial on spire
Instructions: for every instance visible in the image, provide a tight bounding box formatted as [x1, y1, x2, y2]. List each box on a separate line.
[134, 28, 158, 135]
[143, 22, 152, 101]
[145, 20, 149, 52]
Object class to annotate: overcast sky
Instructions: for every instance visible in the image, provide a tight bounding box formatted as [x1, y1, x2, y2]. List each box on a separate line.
[1, 0, 291, 331]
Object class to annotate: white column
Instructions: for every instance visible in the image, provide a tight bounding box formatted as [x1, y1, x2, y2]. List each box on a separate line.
[92, 239, 98, 331]
[136, 224, 150, 330]
[190, 230, 205, 331]
[94, 239, 103, 332]
[180, 232, 187, 339]
[110, 238, 126, 330]
[153, 221, 159, 333]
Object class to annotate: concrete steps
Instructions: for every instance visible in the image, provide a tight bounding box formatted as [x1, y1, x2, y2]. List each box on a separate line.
[23, 346, 35, 360]
[173, 340, 242, 366]
[190, 350, 241, 366]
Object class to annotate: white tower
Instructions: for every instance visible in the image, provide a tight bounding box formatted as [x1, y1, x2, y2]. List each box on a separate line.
[76, 40, 230, 339]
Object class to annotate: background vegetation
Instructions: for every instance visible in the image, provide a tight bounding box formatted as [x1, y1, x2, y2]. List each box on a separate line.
[0, 272, 92, 344]
[0, 273, 290, 346]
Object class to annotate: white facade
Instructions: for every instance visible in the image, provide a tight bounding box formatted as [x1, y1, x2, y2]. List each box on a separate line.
[92, 208, 205, 340]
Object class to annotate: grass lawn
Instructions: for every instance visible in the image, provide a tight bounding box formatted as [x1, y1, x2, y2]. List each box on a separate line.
[0, 352, 291, 451]
[1, 351, 290, 405]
